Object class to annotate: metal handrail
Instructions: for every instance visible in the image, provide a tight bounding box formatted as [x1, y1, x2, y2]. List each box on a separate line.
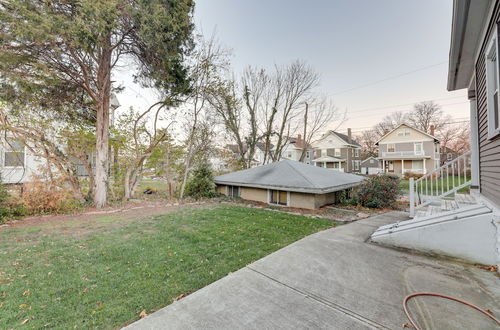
[409, 151, 471, 217]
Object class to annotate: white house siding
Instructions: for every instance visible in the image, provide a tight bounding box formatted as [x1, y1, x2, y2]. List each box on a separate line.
[0, 146, 45, 184]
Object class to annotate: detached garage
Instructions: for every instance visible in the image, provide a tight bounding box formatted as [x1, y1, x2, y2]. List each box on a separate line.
[360, 157, 381, 175]
[214, 160, 364, 209]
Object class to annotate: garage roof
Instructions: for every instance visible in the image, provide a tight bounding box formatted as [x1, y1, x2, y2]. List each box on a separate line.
[214, 160, 364, 194]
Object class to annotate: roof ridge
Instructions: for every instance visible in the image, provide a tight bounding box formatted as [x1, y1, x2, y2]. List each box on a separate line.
[284, 161, 317, 188]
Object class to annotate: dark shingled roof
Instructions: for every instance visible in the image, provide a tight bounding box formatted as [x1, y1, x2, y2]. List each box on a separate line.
[214, 160, 364, 194]
[331, 131, 362, 147]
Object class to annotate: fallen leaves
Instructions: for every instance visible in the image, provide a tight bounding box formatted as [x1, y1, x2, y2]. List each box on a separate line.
[21, 318, 29, 325]
[174, 293, 186, 302]
[139, 309, 148, 318]
[402, 323, 414, 328]
[474, 264, 498, 272]
[22, 290, 30, 296]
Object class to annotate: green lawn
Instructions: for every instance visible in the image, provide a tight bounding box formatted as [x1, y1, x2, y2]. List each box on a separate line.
[0, 205, 335, 329]
[399, 177, 470, 194]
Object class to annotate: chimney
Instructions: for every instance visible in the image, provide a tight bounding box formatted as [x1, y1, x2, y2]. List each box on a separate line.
[430, 125, 435, 136]
[347, 128, 352, 144]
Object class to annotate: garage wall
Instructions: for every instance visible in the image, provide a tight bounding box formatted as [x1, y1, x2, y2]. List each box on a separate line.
[217, 185, 227, 195]
[314, 192, 337, 208]
[240, 187, 268, 203]
[289, 192, 316, 209]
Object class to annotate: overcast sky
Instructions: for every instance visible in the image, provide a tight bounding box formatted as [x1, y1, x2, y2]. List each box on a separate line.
[114, 0, 468, 135]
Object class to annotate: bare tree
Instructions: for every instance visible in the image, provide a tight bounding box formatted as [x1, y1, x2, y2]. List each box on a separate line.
[299, 97, 343, 161]
[263, 60, 320, 162]
[179, 36, 230, 198]
[356, 129, 379, 158]
[436, 122, 470, 154]
[373, 111, 407, 137]
[118, 103, 175, 200]
[406, 101, 452, 134]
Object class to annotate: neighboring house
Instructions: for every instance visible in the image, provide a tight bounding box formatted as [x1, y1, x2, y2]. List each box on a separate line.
[360, 157, 381, 175]
[214, 159, 364, 209]
[371, 0, 500, 267]
[280, 135, 314, 165]
[311, 128, 361, 173]
[0, 95, 120, 184]
[440, 146, 460, 165]
[376, 124, 440, 176]
[224, 142, 274, 168]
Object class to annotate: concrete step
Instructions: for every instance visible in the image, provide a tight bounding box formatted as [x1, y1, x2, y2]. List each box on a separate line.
[372, 204, 492, 237]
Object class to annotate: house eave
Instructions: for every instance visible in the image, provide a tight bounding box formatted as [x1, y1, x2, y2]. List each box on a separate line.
[447, 0, 494, 91]
[214, 180, 363, 194]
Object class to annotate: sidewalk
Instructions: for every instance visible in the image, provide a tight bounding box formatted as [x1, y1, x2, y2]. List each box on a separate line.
[124, 211, 499, 329]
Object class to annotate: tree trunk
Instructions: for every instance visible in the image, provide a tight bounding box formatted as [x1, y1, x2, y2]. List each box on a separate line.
[94, 42, 112, 208]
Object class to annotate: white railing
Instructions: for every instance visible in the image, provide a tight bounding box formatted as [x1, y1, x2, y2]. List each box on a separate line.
[409, 151, 471, 217]
[403, 168, 425, 174]
[382, 151, 425, 157]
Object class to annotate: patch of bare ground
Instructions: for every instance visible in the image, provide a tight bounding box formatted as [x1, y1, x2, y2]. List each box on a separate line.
[218, 199, 394, 222]
[0, 199, 216, 235]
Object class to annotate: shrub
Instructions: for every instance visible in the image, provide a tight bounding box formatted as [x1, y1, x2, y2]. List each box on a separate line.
[184, 162, 218, 199]
[0, 175, 26, 223]
[403, 171, 423, 180]
[21, 177, 80, 214]
[356, 174, 401, 208]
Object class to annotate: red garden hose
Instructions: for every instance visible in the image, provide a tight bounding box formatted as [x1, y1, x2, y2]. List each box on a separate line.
[403, 292, 500, 330]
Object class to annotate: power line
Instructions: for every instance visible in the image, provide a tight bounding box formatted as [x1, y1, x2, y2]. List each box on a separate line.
[346, 101, 468, 120]
[347, 95, 464, 114]
[347, 119, 470, 133]
[330, 61, 448, 96]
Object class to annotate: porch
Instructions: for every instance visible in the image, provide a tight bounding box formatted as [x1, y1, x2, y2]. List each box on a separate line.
[380, 158, 427, 176]
[312, 156, 345, 172]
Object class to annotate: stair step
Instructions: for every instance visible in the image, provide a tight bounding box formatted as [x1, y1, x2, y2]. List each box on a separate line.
[455, 193, 476, 204]
[425, 205, 442, 216]
[441, 199, 459, 211]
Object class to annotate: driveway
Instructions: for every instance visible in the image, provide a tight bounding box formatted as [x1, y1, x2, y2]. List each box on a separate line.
[124, 211, 499, 329]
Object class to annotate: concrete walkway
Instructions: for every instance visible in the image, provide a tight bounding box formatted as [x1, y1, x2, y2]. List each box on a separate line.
[124, 211, 499, 330]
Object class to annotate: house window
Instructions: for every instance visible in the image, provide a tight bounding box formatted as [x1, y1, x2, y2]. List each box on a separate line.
[228, 186, 240, 198]
[354, 149, 359, 157]
[321, 149, 327, 156]
[333, 162, 339, 169]
[387, 144, 395, 152]
[335, 149, 341, 157]
[353, 160, 360, 170]
[412, 160, 424, 171]
[414, 142, 423, 155]
[4, 138, 25, 167]
[486, 26, 500, 138]
[270, 190, 288, 206]
[306, 151, 310, 158]
[447, 153, 452, 161]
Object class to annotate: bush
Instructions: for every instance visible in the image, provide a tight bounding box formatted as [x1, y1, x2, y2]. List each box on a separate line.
[0, 175, 26, 223]
[21, 177, 80, 214]
[356, 174, 401, 208]
[402, 171, 423, 180]
[184, 162, 218, 199]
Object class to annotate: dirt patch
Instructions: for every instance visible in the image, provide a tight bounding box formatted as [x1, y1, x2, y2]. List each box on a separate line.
[0, 199, 215, 234]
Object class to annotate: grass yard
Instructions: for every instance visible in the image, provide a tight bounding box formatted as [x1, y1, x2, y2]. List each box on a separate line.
[399, 177, 471, 194]
[0, 205, 335, 329]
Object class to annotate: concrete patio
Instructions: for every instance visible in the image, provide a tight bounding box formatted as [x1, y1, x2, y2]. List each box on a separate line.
[124, 211, 499, 330]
